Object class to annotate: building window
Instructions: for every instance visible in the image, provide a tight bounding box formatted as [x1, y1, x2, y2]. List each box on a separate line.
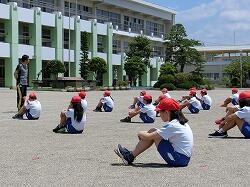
[97, 9, 121, 27]
[64, 1, 92, 19]
[0, 22, 5, 42]
[42, 27, 52, 47]
[124, 16, 144, 33]
[64, 30, 69, 49]
[113, 40, 121, 54]
[0, 59, 4, 87]
[153, 46, 164, 57]
[214, 73, 219, 80]
[19, 24, 30, 45]
[97, 35, 105, 53]
[146, 21, 164, 37]
[124, 41, 130, 53]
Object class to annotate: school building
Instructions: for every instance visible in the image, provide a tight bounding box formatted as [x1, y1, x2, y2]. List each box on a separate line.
[0, 0, 176, 88]
[193, 45, 250, 85]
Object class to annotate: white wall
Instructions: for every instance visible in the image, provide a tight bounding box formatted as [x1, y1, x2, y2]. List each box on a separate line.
[80, 20, 91, 33]
[97, 52, 107, 61]
[63, 16, 74, 30]
[0, 42, 10, 57]
[41, 12, 55, 27]
[0, 4, 9, 19]
[42, 47, 55, 60]
[18, 44, 34, 58]
[97, 23, 107, 35]
[18, 7, 34, 23]
[63, 49, 75, 62]
[112, 54, 121, 65]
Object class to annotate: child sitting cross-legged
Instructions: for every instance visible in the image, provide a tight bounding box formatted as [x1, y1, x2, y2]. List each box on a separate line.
[115, 98, 193, 167]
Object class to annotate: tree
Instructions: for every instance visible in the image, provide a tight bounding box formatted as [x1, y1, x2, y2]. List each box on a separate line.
[89, 57, 107, 85]
[165, 24, 204, 72]
[159, 63, 178, 76]
[43, 60, 66, 80]
[124, 35, 151, 86]
[224, 56, 250, 87]
[124, 56, 147, 86]
[80, 31, 90, 79]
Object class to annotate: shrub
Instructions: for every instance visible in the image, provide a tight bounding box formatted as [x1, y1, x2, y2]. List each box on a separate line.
[160, 83, 176, 90]
[117, 80, 129, 86]
[44, 60, 66, 75]
[177, 81, 198, 90]
[158, 74, 175, 85]
[174, 72, 192, 84]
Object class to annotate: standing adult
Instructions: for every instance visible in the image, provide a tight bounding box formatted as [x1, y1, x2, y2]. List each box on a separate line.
[14, 55, 29, 111]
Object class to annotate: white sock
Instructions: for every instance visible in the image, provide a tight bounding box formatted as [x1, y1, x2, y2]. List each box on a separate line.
[218, 128, 225, 133]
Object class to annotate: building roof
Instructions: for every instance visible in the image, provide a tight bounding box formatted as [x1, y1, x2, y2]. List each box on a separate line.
[195, 45, 250, 53]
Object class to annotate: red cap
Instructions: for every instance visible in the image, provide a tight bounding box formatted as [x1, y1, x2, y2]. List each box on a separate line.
[189, 87, 197, 91]
[161, 88, 168, 93]
[232, 88, 238, 93]
[239, 91, 250, 101]
[140, 90, 147, 96]
[29, 92, 37, 99]
[143, 94, 152, 101]
[200, 89, 207, 94]
[158, 95, 167, 101]
[155, 98, 180, 112]
[71, 96, 81, 103]
[189, 90, 196, 95]
[79, 91, 86, 98]
[103, 90, 111, 96]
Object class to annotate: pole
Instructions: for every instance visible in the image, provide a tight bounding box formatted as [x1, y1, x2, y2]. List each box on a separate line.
[240, 51, 243, 88]
[68, 0, 71, 77]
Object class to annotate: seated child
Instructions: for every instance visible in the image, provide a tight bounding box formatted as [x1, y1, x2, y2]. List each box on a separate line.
[196, 89, 212, 110]
[79, 91, 87, 112]
[120, 94, 156, 123]
[129, 90, 147, 109]
[12, 92, 41, 120]
[153, 88, 171, 106]
[220, 88, 239, 107]
[209, 91, 250, 138]
[115, 98, 193, 167]
[53, 96, 85, 134]
[93, 90, 114, 112]
[180, 90, 202, 114]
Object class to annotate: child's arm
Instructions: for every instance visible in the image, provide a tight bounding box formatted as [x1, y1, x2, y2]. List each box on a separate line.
[224, 113, 238, 123]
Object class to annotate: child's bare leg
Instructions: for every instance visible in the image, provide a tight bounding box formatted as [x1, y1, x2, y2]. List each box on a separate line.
[132, 128, 161, 157]
[59, 111, 67, 127]
[222, 118, 245, 132]
[219, 107, 239, 128]
[220, 97, 232, 107]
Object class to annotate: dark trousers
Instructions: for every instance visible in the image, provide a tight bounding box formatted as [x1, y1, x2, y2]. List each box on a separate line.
[17, 84, 27, 110]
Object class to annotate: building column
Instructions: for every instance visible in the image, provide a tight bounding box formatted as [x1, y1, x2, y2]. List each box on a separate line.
[91, 19, 97, 58]
[71, 16, 81, 77]
[141, 66, 150, 87]
[118, 53, 126, 81]
[5, 2, 18, 88]
[103, 23, 113, 87]
[156, 57, 162, 78]
[54, 11, 63, 62]
[29, 7, 42, 86]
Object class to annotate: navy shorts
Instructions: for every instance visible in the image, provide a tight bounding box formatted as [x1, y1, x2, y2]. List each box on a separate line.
[103, 103, 113, 112]
[241, 122, 250, 138]
[232, 99, 238, 105]
[25, 110, 39, 120]
[157, 139, 190, 167]
[66, 118, 83, 134]
[139, 113, 154, 123]
[201, 102, 211, 110]
[188, 105, 199, 114]
[137, 101, 145, 108]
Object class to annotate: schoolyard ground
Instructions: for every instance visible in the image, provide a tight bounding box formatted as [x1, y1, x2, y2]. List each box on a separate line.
[0, 88, 249, 186]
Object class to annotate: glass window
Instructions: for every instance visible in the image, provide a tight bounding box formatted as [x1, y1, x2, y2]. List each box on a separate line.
[146, 21, 164, 37]
[113, 40, 121, 54]
[97, 35, 104, 53]
[97, 9, 121, 27]
[42, 27, 52, 47]
[19, 24, 30, 45]
[0, 22, 5, 42]
[123, 15, 144, 33]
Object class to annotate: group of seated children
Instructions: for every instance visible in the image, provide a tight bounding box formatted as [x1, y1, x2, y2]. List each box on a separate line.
[179, 88, 212, 114]
[209, 91, 250, 138]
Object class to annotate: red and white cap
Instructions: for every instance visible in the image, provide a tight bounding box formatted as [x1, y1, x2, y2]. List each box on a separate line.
[239, 91, 250, 101]
[200, 89, 207, 94]
[232, 88, 238, 93]
[79, 91, 86, 98]
[103, 90, 111, 96]
[155, 98, 180, 112]
[143, 94, 152, 101]
[29, 92, 37, 99]
[71, 95, 81, 103]
[140, 90, 147, 96]
[189, 90, 196, 96]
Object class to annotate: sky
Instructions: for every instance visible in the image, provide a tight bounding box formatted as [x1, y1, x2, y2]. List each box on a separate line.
[148, 0, 250, 46]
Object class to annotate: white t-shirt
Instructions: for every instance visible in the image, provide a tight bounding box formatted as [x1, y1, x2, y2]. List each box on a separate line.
[65, 109, 86, 131]
[235, 106, 250, 124]
[101, 96, 114, 108]
[189, 97, 202, 109]
[157, 119, 193, 157]
[164, 93, 171, 98]
[201, 95, 212, 106]
[137, 96, 144, 105]
[232, 93, 239, 103]
[81, 99, 87, 112]
[25, 100, 41, 118]
[140, 104, 156, 120]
